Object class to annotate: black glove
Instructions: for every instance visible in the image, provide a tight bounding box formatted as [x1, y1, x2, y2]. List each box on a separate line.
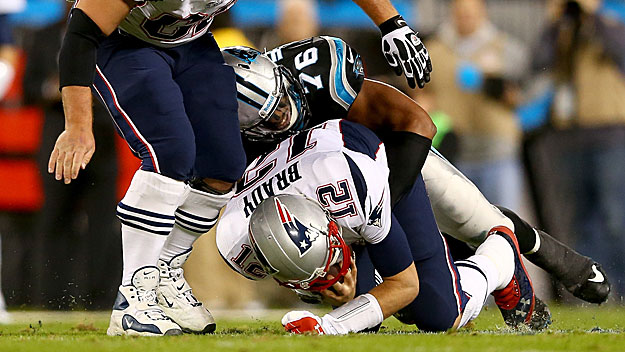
[379, 15, 432, 89]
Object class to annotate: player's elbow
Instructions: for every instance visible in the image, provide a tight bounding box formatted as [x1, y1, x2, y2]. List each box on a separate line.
[399, 104, 437, 139]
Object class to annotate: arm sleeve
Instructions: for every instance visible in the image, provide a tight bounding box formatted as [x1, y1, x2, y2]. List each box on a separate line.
[366, 213, 414, 278]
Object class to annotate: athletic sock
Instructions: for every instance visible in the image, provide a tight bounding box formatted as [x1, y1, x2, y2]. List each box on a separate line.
[456, 254, 498, 327]
[496, 206, 537, 254]
[475, 233, 514, 290]
[116, 170, 188, 286]
[159, 187, 234, 263]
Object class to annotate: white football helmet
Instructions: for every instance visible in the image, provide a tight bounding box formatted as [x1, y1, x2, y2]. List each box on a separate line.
[222, 46, 310, 142]
[248, 194, 351, 291]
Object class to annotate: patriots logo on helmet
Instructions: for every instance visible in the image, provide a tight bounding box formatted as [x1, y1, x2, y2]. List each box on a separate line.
[275, 198, 321, 257]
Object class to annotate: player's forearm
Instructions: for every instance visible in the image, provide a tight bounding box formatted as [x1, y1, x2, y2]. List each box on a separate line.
[61, 86, 94, 130]
[352, 0, 399, 26]
[369, 263, 419, 318]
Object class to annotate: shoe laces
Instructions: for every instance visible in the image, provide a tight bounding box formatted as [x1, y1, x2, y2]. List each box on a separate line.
[138, 289, 158, 305]
[137, 289, 170, 320]
[168, 267, 201, 306]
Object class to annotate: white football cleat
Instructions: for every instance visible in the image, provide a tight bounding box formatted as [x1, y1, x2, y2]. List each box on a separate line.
[157, 249, 216, 334]
[107, 267, 182, 336]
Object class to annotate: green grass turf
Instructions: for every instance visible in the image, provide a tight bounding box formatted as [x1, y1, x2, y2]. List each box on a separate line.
[0, 305, 623, 352]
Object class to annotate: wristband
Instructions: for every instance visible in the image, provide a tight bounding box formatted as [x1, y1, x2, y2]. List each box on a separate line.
[322, 293, 384, 334]
[378, 15, 407, 35]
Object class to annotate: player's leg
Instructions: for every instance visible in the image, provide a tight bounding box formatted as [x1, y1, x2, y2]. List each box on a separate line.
[423, 149, 610, 303]
[422, 149, 514, 247]
[94, 36, 195, 336]
[390, 176, 467, 331]
[392, 176, 549, 330]
[498, 206, 610, 303]
[156, 33, 246, 333]
[348, 79, 435, 205]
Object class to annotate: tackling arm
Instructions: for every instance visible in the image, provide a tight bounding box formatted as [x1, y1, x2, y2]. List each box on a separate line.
[348, 79, 436, 206]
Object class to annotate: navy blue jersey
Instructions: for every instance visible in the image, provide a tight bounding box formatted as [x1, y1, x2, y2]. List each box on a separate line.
[267, 36, 365, 126]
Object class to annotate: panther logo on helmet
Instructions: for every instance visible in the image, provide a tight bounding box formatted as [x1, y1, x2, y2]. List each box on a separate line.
[275, 198, 321, 257]
[225, 47, 260, 65]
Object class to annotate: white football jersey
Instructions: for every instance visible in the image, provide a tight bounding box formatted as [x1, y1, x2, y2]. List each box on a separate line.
[118, 0, 236, 47]
[216, 120, 392, 280]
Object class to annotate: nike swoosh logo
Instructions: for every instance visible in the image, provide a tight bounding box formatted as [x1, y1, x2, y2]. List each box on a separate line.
[125, 317, 134, 329]
[163, 296, 174, 308]
[588, 264, 605, 283]
[176, 283, 185, 291]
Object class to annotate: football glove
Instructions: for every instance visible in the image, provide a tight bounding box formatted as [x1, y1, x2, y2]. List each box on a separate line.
[282, 311, 331, 335]
[379, 15, 432, 89]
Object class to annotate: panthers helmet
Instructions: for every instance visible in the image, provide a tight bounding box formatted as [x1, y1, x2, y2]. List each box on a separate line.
[222, 46, 311, 143]
[248, 194, 351, 291]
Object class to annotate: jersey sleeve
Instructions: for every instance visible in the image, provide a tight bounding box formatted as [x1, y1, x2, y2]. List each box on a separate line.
[366, 213, 414, 278]
[269, 36, 365, 125]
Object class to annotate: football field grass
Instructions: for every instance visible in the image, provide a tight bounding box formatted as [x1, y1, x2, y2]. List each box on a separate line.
[0, 305, 623, 352]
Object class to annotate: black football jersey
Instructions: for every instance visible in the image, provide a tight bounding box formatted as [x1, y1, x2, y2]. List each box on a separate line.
[266, 36, 365, 126]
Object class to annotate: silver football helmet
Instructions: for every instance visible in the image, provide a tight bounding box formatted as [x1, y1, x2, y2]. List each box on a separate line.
[248, 194, 351, 291]
[222, 46, 310, 143]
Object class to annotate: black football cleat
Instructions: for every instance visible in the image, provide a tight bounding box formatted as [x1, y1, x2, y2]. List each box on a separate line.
[566, 262, 611, 304]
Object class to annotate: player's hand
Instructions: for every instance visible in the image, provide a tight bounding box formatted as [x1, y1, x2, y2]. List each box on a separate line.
[380, 15, 432, 89]
[320, 259, 357, 306]
[282, 311, 329, 335]
[48, 128, 95, 184]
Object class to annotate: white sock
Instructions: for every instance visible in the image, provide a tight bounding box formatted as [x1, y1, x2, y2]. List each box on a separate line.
[455, 254, 499, 327]
[475, 233, 514, 290]
[159, 187, 234, 262]
[117, 170, 188, 285]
